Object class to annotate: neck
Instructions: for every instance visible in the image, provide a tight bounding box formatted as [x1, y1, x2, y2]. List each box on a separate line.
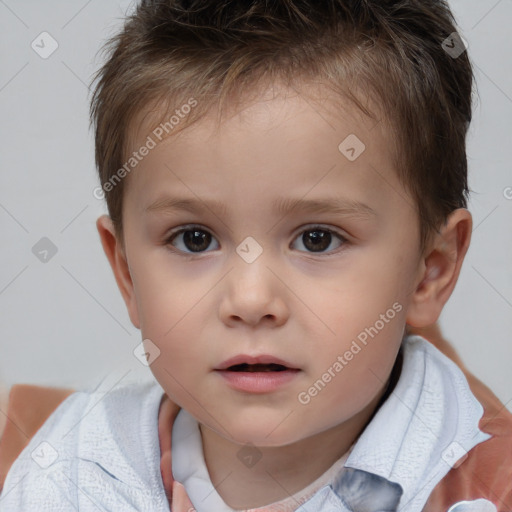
[198, 385, 388, 510]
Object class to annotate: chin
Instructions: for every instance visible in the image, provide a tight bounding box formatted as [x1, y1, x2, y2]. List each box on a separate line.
[221, 420, 310, 448]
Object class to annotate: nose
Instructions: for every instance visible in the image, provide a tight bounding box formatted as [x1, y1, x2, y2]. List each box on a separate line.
[219, 255, 289, 328]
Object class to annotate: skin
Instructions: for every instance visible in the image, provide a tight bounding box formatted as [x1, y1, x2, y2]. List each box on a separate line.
[97, 82, 472, 509]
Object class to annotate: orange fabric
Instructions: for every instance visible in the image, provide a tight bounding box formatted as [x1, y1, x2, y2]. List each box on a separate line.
[411, 324, 512, 510]
[158, 393, 181, 502]
[158, 395, 194, 511]
[423, 351, 512, 510]
[423, 395, 512, 510]
[0, 385, 74, 492]
[1, 325, 511, 510]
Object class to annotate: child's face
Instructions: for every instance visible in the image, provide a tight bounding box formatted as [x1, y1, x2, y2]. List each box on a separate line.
[119, 84, 426, 447]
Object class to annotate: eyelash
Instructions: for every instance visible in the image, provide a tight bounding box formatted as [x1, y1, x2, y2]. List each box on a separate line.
[164, 224, 348, 257]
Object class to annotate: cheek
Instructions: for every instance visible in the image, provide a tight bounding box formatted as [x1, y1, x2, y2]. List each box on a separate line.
[299, 263, 405, 338]
[131, 276, 213, 395]
[131, 257, 206, 334]
[144, 313, 209, 414]
[292, 337, 401, 437]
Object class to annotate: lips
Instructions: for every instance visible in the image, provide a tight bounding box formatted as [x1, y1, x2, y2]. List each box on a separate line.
[215, 355, 301, 393]
[215, 354, 299, 372]
[227, 363, 288, 372]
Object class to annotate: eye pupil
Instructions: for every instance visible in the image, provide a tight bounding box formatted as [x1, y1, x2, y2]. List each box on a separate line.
[183, 230, 211, 252]
[169, 226, 342, 255]
[303, 230, 331, 252]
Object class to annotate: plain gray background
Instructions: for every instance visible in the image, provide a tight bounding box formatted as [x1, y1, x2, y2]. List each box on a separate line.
[1, 1, 511, 407]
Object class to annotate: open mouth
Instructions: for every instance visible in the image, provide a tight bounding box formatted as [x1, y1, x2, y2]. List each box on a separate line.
[216, 360, 301, 392]
[226, 363, 290, 372]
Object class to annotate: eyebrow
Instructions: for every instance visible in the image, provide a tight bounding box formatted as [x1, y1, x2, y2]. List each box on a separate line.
[145, 196, 377, 219]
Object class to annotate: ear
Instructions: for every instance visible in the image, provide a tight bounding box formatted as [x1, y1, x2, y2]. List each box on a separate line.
[406, 208, 472, 328]
[96, 215, 140, 329]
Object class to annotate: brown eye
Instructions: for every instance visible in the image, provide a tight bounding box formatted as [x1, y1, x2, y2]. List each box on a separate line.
[167, 226, 219, 253]
[292, 226, 345, 254]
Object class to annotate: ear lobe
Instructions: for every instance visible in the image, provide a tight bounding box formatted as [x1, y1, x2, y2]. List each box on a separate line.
[96, 215, 140, 329]
[406, 208, 472, 328]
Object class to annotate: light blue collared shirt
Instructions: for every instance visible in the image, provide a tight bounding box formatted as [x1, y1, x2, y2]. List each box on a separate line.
[172, 335, 490, 512]
[0, 335, 491, 512]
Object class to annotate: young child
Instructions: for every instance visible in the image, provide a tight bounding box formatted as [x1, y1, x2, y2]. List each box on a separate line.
[1, 1, 511, 511]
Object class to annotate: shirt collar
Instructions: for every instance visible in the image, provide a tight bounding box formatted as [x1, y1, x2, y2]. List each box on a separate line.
[328, 334, 490, 510]
[172, 335, 490, 512]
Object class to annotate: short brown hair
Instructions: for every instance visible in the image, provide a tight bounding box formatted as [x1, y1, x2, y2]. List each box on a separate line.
[90, 0, 474, 252]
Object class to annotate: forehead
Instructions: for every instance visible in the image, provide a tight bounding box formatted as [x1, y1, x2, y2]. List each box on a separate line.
[126, 80, 390, 159]
[122, 81, 406, 219]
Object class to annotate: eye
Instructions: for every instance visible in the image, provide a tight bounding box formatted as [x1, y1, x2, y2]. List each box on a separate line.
[291, 226, 346, 254]
[165, 225, 219, 254]
[165, 224, 347, 255]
